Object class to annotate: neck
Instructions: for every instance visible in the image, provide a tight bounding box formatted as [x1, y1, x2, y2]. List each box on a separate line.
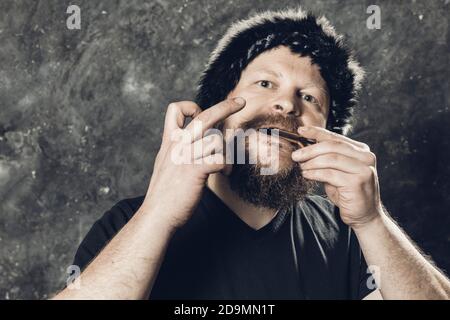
[206, 173, 278, 230]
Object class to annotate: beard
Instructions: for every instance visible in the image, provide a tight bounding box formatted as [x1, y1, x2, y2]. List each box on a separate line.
[227, 114, 316, 210]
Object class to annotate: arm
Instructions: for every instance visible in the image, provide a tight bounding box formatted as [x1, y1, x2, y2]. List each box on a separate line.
[292, 126, 450, 300]
[54, 203, 176, 299]
[355, 207, 450, 300]
[53, 98, 246, 299]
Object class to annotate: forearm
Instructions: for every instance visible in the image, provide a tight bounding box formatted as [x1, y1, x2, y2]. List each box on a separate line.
[354, 208, 450, 300]
[53, 204, 175, 300]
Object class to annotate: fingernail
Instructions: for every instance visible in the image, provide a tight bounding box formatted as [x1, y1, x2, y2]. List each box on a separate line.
[233, 97, 246, 107]
[298, 126, 308, 132]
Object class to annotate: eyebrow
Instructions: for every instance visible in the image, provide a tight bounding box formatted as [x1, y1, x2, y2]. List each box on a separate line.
[253, 68, 283, 78]
[303, 82, 329, 99]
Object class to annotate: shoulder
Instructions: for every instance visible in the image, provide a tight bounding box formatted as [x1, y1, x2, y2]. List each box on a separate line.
[99, 195, 146, 230]
[110, 195, 146, 218]
[82, 195, 146, 243]
[73, 195, 145, 270]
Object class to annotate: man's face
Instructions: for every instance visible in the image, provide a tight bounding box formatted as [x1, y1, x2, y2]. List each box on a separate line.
[221, 45, 330, 208]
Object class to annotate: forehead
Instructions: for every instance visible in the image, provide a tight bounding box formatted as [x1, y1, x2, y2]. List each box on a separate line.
[242, 46, 327, 88]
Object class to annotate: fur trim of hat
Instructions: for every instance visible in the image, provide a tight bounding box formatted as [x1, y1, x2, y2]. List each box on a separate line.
[195, 7, 365, 135]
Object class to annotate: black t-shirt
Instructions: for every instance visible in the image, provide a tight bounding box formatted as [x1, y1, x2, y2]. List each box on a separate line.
[73, 187, 375, 299]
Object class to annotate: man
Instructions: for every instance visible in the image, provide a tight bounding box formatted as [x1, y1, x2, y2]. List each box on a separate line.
[55, 8, 450, 299]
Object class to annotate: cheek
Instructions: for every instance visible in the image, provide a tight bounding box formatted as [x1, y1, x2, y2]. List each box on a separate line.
[222, 95, 266, 128]
[301, 110, 328, 128]
[228, 83, 268, 108]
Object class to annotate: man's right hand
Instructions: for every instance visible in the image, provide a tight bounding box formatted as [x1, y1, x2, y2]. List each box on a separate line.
[141, 98, 246, 230]
[52, 98, 245, 300]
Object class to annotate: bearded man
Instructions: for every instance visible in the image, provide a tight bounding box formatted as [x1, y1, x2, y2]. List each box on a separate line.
[54, 8, 450, 300]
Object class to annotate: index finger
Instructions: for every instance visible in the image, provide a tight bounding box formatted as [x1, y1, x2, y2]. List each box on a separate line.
[186, 97, 246, 141]
[297, 126, 369, 150]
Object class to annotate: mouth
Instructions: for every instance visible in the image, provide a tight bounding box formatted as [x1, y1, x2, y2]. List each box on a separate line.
[258, 127, 316, 148]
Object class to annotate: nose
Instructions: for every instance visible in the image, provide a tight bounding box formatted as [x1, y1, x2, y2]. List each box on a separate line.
[272, 97, 300, 117]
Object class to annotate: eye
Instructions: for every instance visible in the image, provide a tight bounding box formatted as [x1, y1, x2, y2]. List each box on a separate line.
[257, 80, 273, 89]
[300, 93, 319, 105]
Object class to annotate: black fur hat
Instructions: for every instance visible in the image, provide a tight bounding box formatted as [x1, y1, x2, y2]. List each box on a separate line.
[195, 7, 365, 135]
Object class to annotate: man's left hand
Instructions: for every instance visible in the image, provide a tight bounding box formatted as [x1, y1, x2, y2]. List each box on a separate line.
[291, 126, 383, 229]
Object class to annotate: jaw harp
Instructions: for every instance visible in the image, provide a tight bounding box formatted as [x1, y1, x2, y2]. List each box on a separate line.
[265, 128, 317, 147]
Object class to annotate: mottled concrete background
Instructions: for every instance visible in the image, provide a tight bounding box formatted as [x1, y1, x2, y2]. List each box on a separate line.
[0, 0, 448, 299]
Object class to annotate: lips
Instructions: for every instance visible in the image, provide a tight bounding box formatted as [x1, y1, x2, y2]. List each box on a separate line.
[258, 126, 292, 132]
[257, 126, 316, 148]
[257, 127, 298, 150]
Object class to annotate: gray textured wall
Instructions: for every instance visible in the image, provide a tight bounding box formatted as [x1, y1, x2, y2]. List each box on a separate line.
[0, 0, 448, 299]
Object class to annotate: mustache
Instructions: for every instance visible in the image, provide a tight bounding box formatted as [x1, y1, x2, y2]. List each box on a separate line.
[239, 114, 301, 133]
